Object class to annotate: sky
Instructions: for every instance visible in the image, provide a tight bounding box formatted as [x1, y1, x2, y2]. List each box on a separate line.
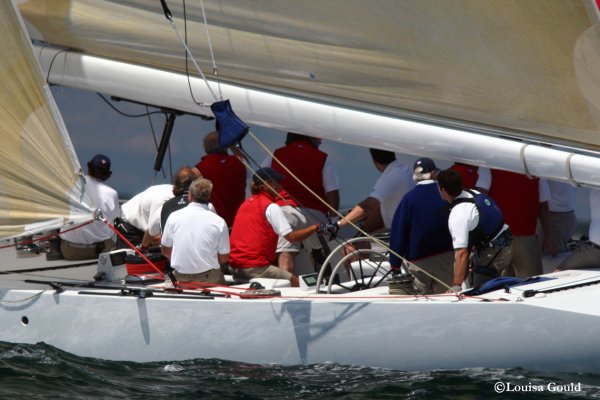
[50, 85, 592, 231]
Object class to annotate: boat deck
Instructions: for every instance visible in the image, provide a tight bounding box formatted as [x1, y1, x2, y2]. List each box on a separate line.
[0, 244, 593, 305]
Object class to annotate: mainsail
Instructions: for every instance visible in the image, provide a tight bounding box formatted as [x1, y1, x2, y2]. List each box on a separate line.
[17, 0, 600, 186]
[0, 1, 91, 240]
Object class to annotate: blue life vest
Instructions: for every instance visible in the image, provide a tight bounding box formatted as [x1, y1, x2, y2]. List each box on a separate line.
[451, 189, 505, 248]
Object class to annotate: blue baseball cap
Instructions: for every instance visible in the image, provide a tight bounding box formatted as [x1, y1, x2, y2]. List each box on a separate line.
[89, 154, 111, 171]
[413, 157, 437, 174]
[253, 167, 285, 184]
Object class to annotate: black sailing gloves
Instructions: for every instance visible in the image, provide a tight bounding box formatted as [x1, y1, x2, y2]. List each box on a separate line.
[318, 221, 340, 239]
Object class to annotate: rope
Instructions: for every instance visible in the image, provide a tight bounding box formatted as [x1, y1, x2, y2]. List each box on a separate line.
[102, 219, 165, 277]
[0, 220, 94, 250]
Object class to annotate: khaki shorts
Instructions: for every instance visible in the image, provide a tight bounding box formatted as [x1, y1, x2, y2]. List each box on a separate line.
[174, 268, 226, 285]
[232, 265, 293, 281]
[276, 206, 327, 253]
[60, 238, 115, 260]
[559, 242, 600, 270]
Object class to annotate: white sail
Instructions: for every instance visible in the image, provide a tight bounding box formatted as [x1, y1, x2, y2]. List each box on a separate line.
[18, 0, 600, 186]
[0, 1, 92, 240]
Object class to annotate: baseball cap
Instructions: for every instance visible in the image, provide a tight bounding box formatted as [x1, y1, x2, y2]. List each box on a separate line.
[89, 154, 111, 171]
[413, 157, 437, 174]
[252, 167, 285, 184]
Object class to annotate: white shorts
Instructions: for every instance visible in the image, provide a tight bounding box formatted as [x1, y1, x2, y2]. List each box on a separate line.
[276, 206, 328, 253]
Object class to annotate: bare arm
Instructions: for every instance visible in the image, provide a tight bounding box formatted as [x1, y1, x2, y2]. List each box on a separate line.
[140, 230, 161, 248]
[161, 245, 172, 259]
[218, 253, 229, 265]
[339, 203, 366, 227]
[453, 248, 469, 286]
[339, 197, 382, 232]
[283, 224, 320, 243]
[358, 197, 384, 232]
[362, 206, 384, 232]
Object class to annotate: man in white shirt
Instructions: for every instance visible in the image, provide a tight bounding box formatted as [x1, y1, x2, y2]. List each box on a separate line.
[117, 183, 174, 248]
[161, 178, 230, 285]
[335, 149, 414, 269]
[60, 154, 120, 260]
[339, 148, 414, 232]
[437, 169, 512, 290]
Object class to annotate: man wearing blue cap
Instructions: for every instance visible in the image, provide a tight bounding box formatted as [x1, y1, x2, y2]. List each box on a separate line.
[389, 157, 454, 294]
[60, 154, 121, 260]
[229, 167, 332, 286]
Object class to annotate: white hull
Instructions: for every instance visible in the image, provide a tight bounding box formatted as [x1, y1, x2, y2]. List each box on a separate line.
[2, 269, 600, 372]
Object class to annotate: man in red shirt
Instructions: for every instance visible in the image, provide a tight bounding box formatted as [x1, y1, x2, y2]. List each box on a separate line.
[476, 169, 556, 277]
[193, 131, 246, 227]
[229, 168, 326, 286]
[450, 162, 479, 189]
[262, 133, 340, 274]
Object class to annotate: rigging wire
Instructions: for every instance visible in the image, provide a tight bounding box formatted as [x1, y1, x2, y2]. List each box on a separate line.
[183, 0, 204, 107]
[161, 0, 219, 103]
[199, 0, 223, 100]
[96, 94, 170, 184]
[146, 105, 161, 151]
[96, 93, 165, 118]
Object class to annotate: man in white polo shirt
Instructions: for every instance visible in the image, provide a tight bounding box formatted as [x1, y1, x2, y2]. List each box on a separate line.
[437, 169, 512, 291]
[161, 177, 229, 285]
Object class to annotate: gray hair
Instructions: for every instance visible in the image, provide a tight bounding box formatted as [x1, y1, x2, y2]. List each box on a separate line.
[413, 171, 434, 182]
[189, 177, 213, 203]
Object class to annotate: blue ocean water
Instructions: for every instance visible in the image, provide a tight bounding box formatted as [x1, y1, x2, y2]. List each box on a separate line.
[1, 342, 599, 399]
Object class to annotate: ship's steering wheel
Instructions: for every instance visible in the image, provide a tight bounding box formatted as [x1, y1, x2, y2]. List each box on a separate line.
[315, 236, 392, 294]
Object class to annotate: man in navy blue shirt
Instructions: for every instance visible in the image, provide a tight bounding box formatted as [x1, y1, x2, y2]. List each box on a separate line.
[389, 157, 454, 294]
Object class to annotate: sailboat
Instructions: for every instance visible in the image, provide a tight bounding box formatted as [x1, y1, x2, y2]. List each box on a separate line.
[2, 0, 600, 372]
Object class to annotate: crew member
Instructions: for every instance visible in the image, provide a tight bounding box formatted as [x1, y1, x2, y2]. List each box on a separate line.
[437, 169, 512, 290]
[60, 154, 120, 260]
